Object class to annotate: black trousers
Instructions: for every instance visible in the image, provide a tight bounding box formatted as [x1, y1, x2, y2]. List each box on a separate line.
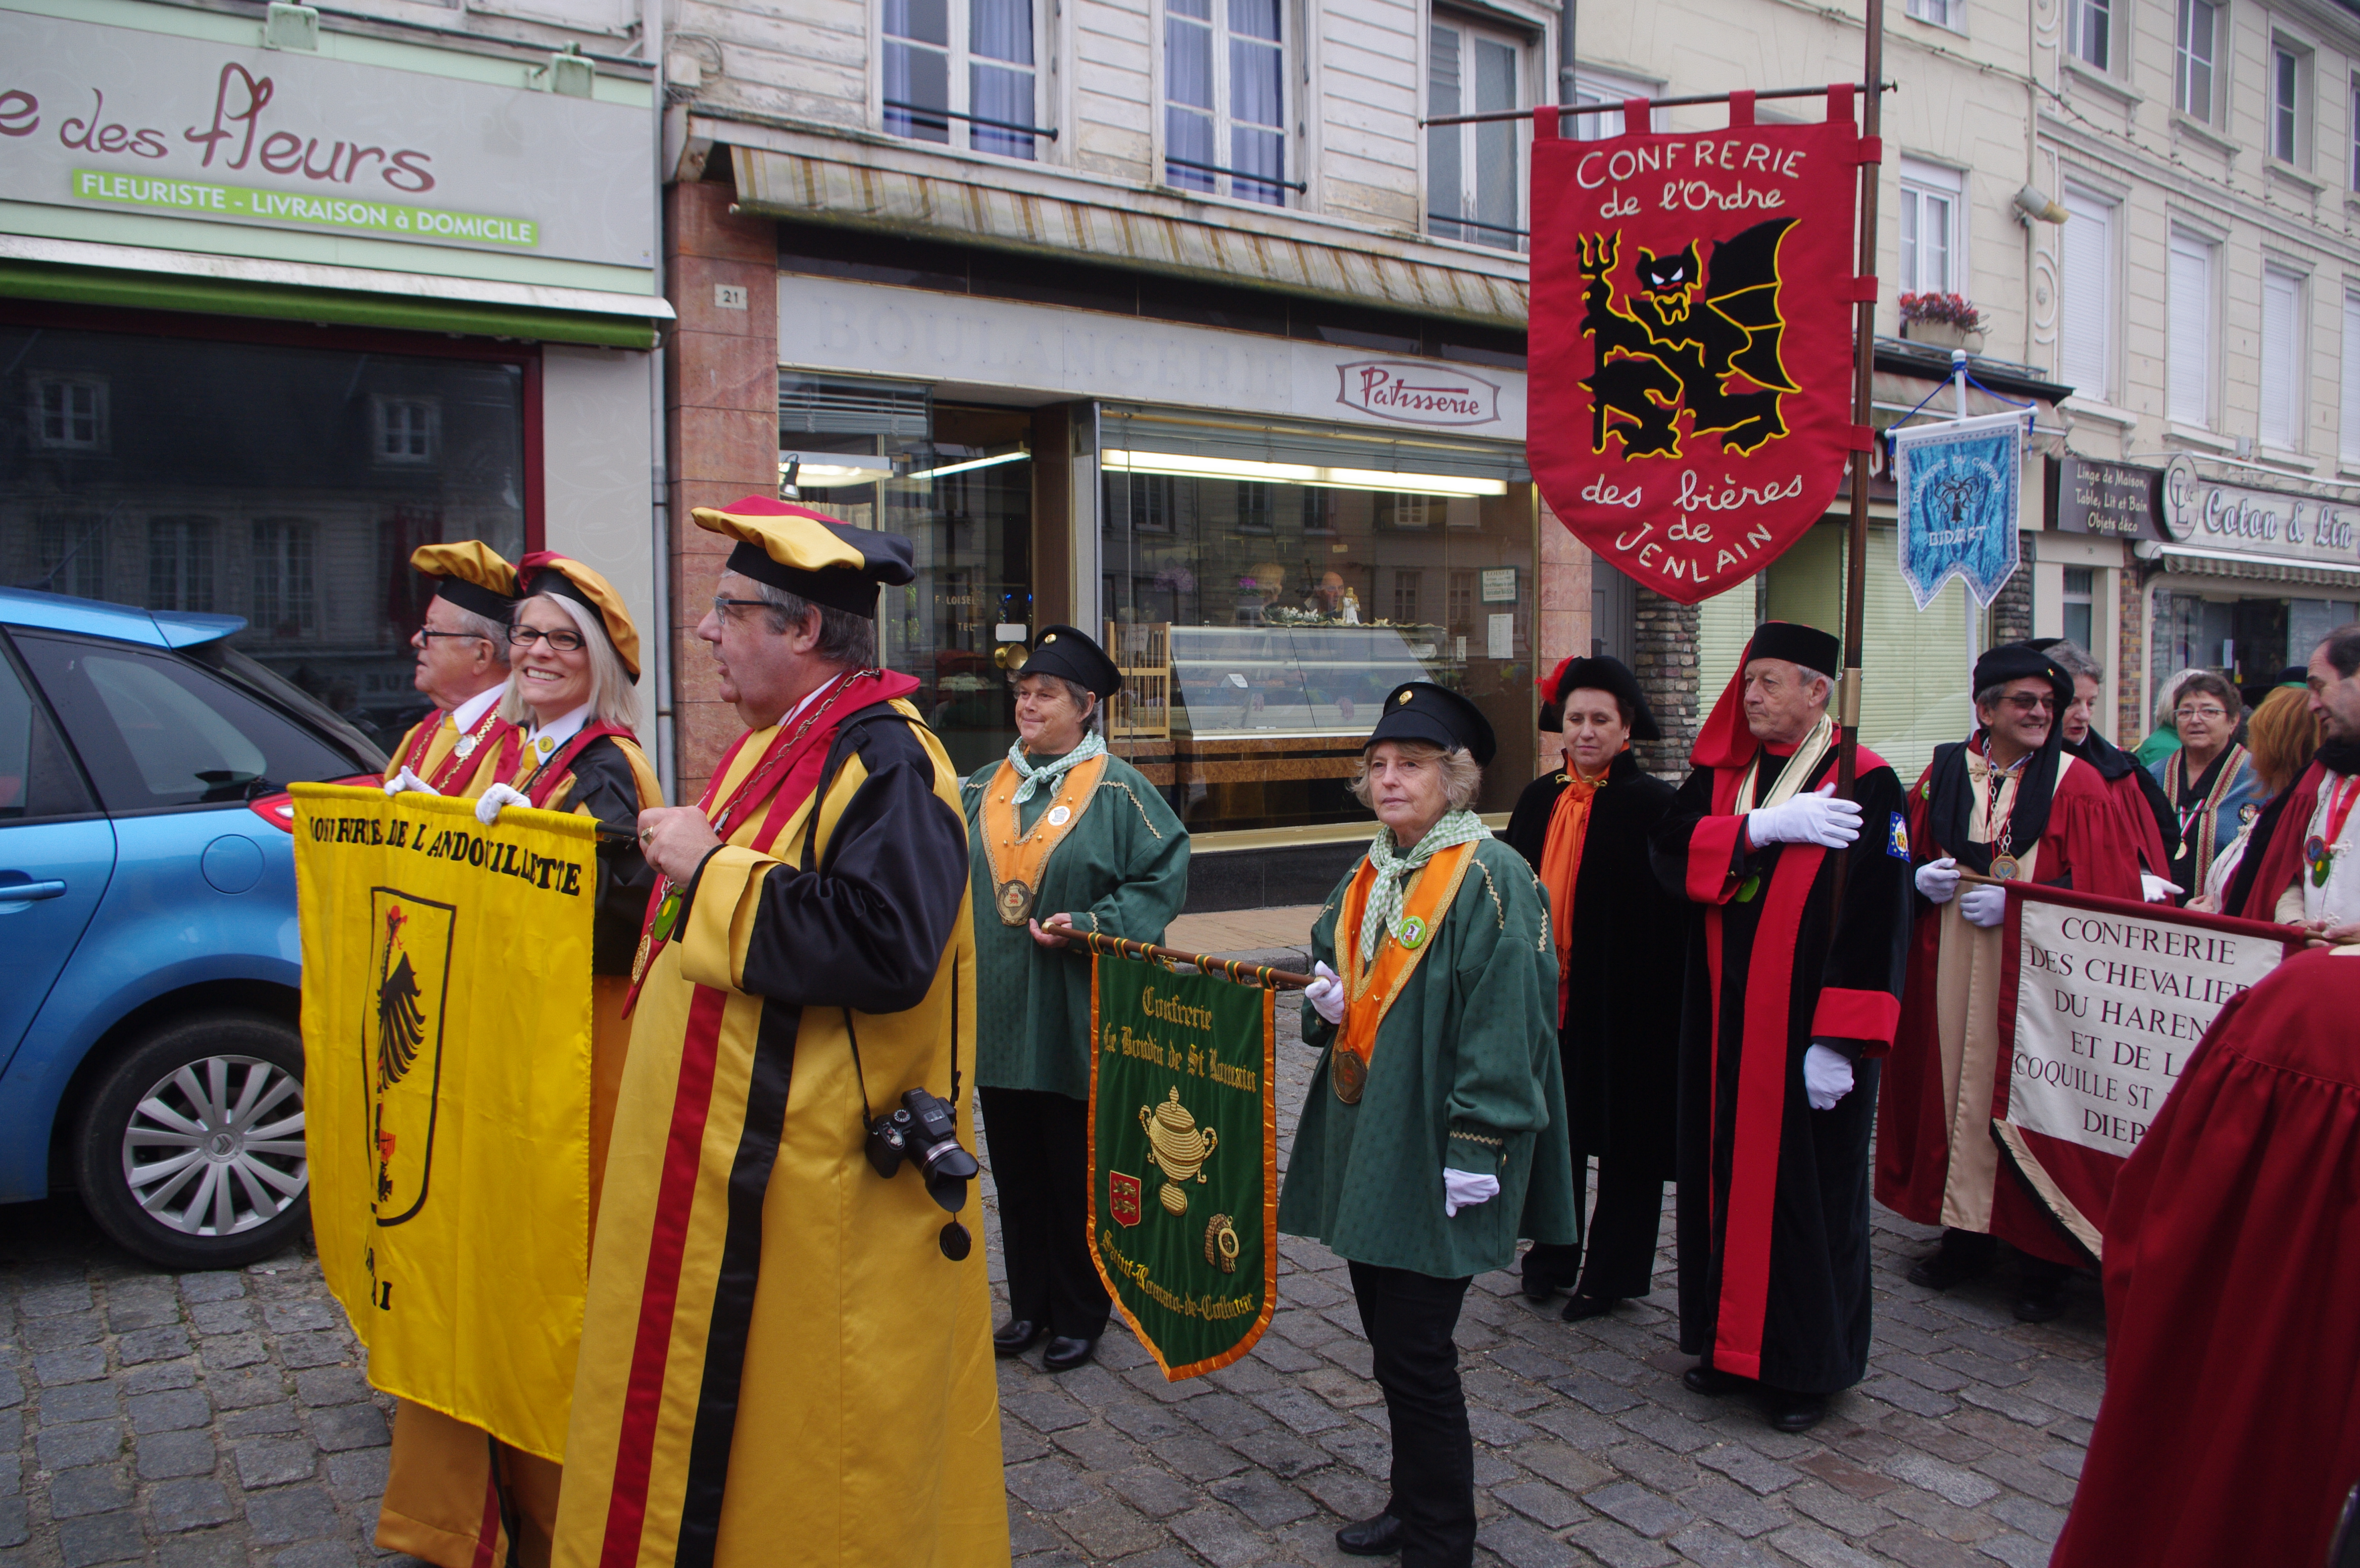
[1348, 1262, 1475, 1568]
[1522, 1155, 1666, 1302]
[979, 1087, 1110, 1340]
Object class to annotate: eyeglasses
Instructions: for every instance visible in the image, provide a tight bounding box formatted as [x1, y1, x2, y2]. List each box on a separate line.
[2000, 694, 2055, 712]
[2176, 705, 2229, 721]
[711, 595, 772, 619]
[508, 625, 586, 653]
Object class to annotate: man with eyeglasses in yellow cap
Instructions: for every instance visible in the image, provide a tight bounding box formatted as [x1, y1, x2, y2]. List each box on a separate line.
[383, 542, 523, 800]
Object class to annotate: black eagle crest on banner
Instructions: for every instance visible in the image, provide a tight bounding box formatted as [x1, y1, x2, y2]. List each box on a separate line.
[377, 907, 425, 1094]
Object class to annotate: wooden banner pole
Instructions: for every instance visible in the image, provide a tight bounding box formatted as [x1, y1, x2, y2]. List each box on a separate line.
[1839, 0, 1887, 811]
[1050, 928, 1316, 991]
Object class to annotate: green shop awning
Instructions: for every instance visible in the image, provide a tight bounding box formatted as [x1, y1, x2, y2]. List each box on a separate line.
[0, 259, 662, 350]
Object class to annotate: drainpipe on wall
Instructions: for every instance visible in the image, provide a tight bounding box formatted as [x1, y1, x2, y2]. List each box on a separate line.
[646, 0, 677, 803]
[1559, 0, 1577, 114]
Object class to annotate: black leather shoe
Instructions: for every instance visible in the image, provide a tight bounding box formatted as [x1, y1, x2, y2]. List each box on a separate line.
[1042, 1335, 1097, 1371]
[1335, 1512, 1403, 1556]
[1764, 1390, 1827, 1433]
[1521, 1273, 1563, 1303]
[1559, 1291, 1621, 1322]
[992, 1319, 1043, 1357]
[1683, 1363, 1745, 1396]
[1907, 1231, 1998, 1291]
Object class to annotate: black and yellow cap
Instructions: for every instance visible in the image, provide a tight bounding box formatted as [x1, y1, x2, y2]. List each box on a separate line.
[1020, 625, 1121, 699]
[516, 551, 641, 682]
[1367, 681, 1496, 766]
[410, 541, 520, 621]
[691, 496, 916, 618]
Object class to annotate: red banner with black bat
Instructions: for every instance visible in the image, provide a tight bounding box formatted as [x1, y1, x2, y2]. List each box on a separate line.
[1528, 88, 1874, 604]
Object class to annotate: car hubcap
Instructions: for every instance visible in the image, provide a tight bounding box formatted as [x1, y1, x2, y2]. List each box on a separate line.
[121, 1055, 307, 1237]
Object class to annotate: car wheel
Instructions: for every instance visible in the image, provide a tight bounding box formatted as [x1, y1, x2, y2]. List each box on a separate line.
[75, 1013, 309, 1271]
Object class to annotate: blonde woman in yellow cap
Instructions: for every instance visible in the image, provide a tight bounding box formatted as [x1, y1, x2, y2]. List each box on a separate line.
[374, 553, 660, 1568]
[383, 541, 522, 798]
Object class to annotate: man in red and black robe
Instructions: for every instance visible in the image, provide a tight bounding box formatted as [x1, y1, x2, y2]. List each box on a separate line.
[1649, 622, 1913, 1434]
[2028, 636, 2178, 893]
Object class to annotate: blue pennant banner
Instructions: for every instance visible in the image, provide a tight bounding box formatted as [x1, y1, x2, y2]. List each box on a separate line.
[1892, 411, 2027, 610]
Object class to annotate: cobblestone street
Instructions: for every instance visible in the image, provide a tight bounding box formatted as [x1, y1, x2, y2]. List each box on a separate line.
[1, 994, 2101, 1568]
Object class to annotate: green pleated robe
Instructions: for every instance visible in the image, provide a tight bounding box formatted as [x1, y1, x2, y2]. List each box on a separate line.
[1277, 836, 1578, 1279]
[963, 749, 1191, 1098]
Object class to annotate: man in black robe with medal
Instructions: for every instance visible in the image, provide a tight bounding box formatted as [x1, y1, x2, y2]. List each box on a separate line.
[1650, 623, 1913, 1433]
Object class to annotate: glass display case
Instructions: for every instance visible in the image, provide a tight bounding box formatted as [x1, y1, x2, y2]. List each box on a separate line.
[1163, 623, 1440, 739]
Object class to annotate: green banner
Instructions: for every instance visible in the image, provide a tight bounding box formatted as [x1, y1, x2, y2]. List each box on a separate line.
[1089, 952, 1276, 1380]
[72, 169, 539, 249]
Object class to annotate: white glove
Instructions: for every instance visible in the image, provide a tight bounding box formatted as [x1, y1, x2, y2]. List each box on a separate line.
[2141, 872, 2184, 904]
[1304, 961, 1345, 1026]
[383, 766, 438, 798]
[1803, 1043, 1854, 1110]
[1442, 1168, 1499, 1218]
[1959, 883, 2008, 928]
[1745, 782, 1861, 849]
[1914, 856, 1960, 904]
[474, 783, 529, 825]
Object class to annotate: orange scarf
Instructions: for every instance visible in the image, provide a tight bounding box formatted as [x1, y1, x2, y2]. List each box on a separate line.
[1538, 768, 1606, 1027]
[1331, 841, 1480, 1102]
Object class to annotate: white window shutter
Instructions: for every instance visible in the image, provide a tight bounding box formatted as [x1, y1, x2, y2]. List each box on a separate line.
[2341, 291, 2360, 464]
[2260, 267, 2300, 449]
[2058, 192, 2110, 401]
[2169, 236, 2212, 426]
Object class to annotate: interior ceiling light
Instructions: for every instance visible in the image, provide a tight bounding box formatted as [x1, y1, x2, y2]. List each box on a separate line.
[777, 452, 894, 488]
[904, 449, 1031, 482]
[1102, 449, 1507, 498]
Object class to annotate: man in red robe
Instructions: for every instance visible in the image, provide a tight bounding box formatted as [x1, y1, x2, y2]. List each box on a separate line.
[2027, 636, 2178, 896]
[2050, 946, 2360, 1568]
[1876, 645, 2142, 1321]
[1649, 622, 1914, 1434]
[2229, 622, 2360, 935]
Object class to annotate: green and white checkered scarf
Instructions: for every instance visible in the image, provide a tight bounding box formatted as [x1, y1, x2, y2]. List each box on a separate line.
[1007, 729, 1107, 806]
[1359, 809, 1490, 957]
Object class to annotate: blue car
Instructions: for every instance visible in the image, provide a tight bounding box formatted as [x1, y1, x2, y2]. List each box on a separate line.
[0, 586, 386, 1268]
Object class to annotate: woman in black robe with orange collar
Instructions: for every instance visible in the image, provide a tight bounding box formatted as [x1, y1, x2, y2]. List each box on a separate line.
[1503, 656, 1687, 1320]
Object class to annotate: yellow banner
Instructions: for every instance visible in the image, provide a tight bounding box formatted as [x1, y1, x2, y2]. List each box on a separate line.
[293, 784, 596, 1461]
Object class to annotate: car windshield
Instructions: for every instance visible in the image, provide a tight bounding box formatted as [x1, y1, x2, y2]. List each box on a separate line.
[198, 644, 388, 773]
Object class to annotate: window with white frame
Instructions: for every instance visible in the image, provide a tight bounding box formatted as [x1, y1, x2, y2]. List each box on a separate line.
[2062, 567, 2096, 651]
[2352, 76, 2360, 190]
[1897, 159, 1961, 295]
[2273, 42, 2309, 165]
[1905, 0, 1960, 30]
[251, 520, 318, 640]
[30, 376, 106, 451]
[883, 0, 1041, 159]
[2341, 289, 2360, 465]
[1428, 16, 1528, 251]
[148, 517, 217, 614]
[2175, 0, 2219, 122]
[2058, 187, 2115, 403]
[1165, 0, 1288, 205]
[2168, 229, 2215, 427]
[1559, 67, 1659, 142]
[2068, 0, 2112, 70]
[372, 397, 439, 466]
[2260, 264, 2305, 451]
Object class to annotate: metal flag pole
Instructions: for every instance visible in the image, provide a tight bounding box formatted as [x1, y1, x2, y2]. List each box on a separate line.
[1837, 0, 1888, 808]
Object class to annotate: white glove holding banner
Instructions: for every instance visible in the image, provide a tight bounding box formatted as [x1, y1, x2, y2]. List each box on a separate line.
[1746, 783, 1861, 849]
[1802, 1043, 1855, 1110]
[1959, 883, 2008, 928]
[1304, 961, 1345, 1026]
[1442, 1168, 1500, 1218]
[383, 767, 438, 798]
[1914, 856, 1961, 904]
[2141, 872, 2184, 904]
[474, 783, 529, 825]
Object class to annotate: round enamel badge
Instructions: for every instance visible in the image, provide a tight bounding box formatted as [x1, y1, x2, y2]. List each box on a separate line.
[1397, 916, 1429, 950]
[1048, 804, 1071, 826]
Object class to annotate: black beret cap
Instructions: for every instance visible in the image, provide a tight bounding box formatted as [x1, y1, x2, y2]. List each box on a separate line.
[1019, 625, 1121, 699]
[1746, 621, 1841, 679]
[1974, 644, 2072, 698]
[1366, 681, 1496, 766]
[1538, 655, 1660, 741]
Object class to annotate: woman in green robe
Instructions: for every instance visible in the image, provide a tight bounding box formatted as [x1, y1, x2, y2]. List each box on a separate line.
[1280, 682, 1575, 1568]
[964, 625, 1190, 1373]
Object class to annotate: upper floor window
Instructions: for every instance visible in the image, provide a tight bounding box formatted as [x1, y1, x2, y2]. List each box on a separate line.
[2339, 288, 2360, 465]
[1905, 0, 1961, 30]
[2057, 187, 2115, 403]
[1166, 0, 1288, 205]
[2068, 0, 2112, 70]
[884, 0, 1041, 159]
[2351, 75, 2360, 189]
[30, 376, 107, 451]
[1896, 159, 1961, 295]
[372, 397, 439, 466]
[2167, 227, 2215, 427]
[1560, 68, 1659, 142]
[148, 517, 217, 615]
[1428, 16, 1528, 251]
[2175, 0, 2219, 122]
[2260, 264, 2305, 451]
[251, 519, 318, 641]
[2271, 41, 2309, 165]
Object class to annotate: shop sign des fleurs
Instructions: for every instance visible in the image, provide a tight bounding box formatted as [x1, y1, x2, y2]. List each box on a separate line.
[0, 8, 653, 273]
[2154, 456, 2360, 571]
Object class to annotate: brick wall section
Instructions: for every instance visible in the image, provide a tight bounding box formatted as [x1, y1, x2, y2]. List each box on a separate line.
[1633, 589, 1701, 780]
[666, 181, 780, 803]
[1534, 494, 1592, 776]
[2117, 565, 2147, 744]
[1990, 563, 2033, 646]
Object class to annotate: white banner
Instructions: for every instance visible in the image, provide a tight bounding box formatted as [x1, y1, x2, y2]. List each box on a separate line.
[2010, 899, 2284, 1158]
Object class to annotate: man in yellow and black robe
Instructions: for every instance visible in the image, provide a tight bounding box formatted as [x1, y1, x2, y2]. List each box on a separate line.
[553, 496, 1007, 1568]
[383, 541, 521, 797]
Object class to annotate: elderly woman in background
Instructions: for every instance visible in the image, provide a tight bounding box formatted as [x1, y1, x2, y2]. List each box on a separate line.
[2135, 666, 2212, 768]
[1283, 683, 1574, 1568]
[378, 553, 660, 1568]
[2190, 679, 2323, 909]
[965, 625, 1188, 1373]
[1503, 656, 1685, 1321]
[2150, 672, 2264, 902]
